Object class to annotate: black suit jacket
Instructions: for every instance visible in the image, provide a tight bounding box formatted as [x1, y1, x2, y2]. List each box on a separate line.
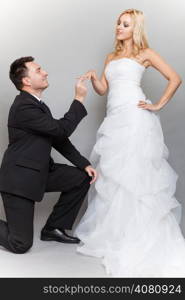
[0, 91, 91, 202]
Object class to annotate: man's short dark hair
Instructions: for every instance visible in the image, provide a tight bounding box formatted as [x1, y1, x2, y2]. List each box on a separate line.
[9, 56, 34, 91]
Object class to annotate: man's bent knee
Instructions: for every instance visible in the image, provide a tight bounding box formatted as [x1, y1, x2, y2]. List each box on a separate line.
[9, 239, 33, 254]
[76, 169, 91, 184]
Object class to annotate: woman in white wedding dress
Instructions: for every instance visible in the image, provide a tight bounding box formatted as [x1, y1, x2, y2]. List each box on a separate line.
[75, 8, 185, 277]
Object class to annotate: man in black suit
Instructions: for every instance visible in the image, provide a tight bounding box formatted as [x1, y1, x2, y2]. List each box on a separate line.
[0, 56, 97, 254]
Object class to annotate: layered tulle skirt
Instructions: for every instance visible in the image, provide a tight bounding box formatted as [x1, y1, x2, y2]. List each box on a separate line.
[75, 101, 185, 277]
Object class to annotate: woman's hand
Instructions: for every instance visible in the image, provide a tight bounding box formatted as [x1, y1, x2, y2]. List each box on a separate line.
[77, 69, 107, 96]
[80, 70, 97, 81]
[84, 165, 98, 184]
[137, 100, 161, 111]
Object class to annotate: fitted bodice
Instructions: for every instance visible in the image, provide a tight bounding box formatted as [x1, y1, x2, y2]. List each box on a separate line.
[105, 57, 146, 86]
[104, 58, 150, 114]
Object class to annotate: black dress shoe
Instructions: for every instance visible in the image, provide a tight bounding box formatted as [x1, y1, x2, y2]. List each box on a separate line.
[40, 228, 80, 244]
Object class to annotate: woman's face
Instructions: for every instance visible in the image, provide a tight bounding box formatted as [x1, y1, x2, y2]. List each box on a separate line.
[116, 13, 134, 41]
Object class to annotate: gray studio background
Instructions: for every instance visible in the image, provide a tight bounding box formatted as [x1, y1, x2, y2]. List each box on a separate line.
[0, 0, 184, 235]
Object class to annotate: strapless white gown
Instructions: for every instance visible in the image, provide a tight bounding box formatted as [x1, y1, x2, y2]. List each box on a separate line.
[75, 58, 185, 277]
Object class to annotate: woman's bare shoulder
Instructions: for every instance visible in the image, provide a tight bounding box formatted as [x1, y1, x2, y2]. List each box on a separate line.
[104, 52, 115, 63]
[138, 48, 158, 67]
[141, 47, 159, 59]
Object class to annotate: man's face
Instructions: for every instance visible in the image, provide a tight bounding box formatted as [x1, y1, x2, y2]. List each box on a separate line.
[23, 61, 49, 90]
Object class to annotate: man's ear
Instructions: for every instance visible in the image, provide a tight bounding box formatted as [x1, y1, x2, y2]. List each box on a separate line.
[22, 76, 31, 87]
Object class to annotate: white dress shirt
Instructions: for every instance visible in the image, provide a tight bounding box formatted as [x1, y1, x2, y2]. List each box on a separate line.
[31, 93, 43, 103]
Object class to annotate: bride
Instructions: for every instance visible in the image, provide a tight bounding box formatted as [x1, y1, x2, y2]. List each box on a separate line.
[74, 8, 185, 277]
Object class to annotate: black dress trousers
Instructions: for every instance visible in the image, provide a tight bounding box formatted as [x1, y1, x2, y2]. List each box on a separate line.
[0, 163, 91, 254]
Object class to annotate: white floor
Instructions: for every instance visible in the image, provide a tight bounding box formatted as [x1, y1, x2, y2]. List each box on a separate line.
[0, 197, 108, 278]
[0, 228, 108, 278]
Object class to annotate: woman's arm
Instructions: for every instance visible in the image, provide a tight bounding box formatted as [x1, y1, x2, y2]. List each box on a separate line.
[84, 53, 114, 96]
[138, 48, 182, 111]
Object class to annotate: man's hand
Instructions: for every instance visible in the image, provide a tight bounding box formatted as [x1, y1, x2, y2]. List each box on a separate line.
[84, 165, 98, 184]
[75, 77, 88, 103]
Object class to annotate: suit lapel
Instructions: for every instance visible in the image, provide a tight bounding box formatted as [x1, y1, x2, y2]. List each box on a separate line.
[40, 101, 52, 116]
[19, 91, 52, 116]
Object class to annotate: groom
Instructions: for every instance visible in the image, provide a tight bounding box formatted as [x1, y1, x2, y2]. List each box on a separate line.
[0, 56, 97, 254]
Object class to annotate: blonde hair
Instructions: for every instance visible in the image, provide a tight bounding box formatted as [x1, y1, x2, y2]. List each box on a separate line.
[114, 8, 149, 57]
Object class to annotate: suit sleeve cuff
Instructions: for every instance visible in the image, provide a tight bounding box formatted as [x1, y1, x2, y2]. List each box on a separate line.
[78, 160, 91, 170]
[73, 99, 87, 116]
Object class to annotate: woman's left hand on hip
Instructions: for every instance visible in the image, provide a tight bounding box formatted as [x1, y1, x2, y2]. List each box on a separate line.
[137, 101, 161, 111]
